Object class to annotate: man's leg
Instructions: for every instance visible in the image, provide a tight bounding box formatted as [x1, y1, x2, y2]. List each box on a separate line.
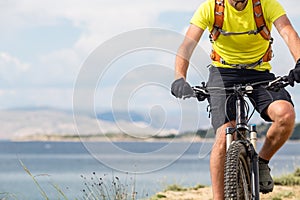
[259, 100, 295, 192]
[210, 121, 235, 200]
[259, 100, 295, 160]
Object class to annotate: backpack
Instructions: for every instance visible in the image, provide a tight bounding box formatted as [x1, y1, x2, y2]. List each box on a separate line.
[210, 0, 273, 66]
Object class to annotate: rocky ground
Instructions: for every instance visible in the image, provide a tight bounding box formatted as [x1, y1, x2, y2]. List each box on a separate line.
[153, 185, 300, 200]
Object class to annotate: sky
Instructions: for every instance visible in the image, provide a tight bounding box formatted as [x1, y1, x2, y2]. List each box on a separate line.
[0, 0, 300, 131]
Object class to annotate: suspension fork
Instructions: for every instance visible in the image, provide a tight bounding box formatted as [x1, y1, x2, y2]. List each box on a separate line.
[249, 124, 260, 200]
[225, 94, 248, 151]
[237, 94, 260, 199]
[226, 127, 235, 150]
[248, 143, 260, 199]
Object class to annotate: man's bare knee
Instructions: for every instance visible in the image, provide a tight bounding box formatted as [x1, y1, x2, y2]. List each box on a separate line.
[267, 100, 295, 123]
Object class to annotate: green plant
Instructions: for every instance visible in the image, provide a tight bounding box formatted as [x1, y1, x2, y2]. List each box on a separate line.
[271, 191, 294, 200]
[163, 184, 187, 192]
[80, 172, 138, 200]
[192, 184, 206, 190]
[19, 160, 50, 200]
[274, 168, 300, 186]
[150, 193, 167, 199]
[156, 194, 167, 198]
[0, 192, 18, 200]
[293, 168, 300, 177]
[18, 159, 140, 200]
[272, 197, 282, 200]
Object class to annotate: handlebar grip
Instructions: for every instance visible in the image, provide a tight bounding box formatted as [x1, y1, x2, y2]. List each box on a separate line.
[281, 75, 289, 82]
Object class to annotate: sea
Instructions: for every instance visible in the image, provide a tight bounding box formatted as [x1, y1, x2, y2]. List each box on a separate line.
[0, 140, 299, 200]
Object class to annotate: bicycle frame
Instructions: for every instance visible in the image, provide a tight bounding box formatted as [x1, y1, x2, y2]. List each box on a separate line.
[190, 76, 290, 200]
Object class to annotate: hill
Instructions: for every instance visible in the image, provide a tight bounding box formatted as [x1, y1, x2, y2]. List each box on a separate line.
[0, 108, 178, 141]
[1, 107, 299, 141]
[194, 122, 300, 140]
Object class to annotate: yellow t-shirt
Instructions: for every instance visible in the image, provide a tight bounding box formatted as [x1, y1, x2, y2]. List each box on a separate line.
[190, 0, 286, 71]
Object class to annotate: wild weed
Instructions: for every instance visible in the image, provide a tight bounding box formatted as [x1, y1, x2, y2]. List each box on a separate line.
[80, 172, 138, 200]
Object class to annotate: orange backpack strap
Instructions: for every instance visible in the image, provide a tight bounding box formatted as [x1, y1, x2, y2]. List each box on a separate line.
[210, 0, 274, 66]
[210, 0, 225, 42]
[252, 0, 272, 41]
[210, 0, 272, 42]
[252, 0, 273, 62]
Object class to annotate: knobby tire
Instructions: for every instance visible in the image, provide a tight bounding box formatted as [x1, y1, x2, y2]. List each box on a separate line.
[224, 141, 252, 200]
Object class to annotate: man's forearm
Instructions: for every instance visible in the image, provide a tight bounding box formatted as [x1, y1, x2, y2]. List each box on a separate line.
[275, 15, 300, 62]
[174, 40, 196, 79]
[173, 24, 204, 80]
[282, 26, 300, 61]
[175, 54, 189, 79]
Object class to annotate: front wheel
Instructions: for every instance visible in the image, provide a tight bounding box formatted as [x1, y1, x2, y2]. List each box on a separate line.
[224, 141, 251, 200]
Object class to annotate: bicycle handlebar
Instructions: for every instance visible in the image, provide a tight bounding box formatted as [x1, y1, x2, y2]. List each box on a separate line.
[265, 75, 290, 91]
[186, 75, 290, 101]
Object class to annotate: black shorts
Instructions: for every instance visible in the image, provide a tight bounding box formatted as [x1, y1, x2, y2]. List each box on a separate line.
[207, 66, 293, 131]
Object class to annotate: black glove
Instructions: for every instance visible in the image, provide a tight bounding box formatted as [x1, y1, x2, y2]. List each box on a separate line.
[288, 58, 300, 87]
[171, 78, 194, 98]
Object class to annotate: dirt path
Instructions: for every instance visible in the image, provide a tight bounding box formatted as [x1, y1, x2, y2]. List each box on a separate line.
[153, 185, 300, 200]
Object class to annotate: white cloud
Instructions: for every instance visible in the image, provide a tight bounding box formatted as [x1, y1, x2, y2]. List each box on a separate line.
[0, 0, 203, 87]
[36, 48, 82, 85]
[0, 52, 31, 85]
[0, 88, 73, 110]
[0, 52, 30, 71]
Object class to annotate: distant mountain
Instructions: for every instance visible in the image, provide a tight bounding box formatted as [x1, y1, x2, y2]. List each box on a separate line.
[96, 111, 148, 123]
[290, 123, 300, 140]
[6, 106, 72, 114]
[5, 107, 298, 141]
[0, 108, 178, 141]
[194, 122, 300, 140]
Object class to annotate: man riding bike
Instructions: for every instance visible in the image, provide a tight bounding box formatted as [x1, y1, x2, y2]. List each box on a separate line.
[171, 0, 300, 199]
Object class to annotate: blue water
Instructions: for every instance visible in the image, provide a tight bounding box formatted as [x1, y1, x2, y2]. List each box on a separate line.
[0, 141, 299, 199]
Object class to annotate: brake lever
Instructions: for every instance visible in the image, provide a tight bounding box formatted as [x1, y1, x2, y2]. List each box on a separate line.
[183, 93, 196, 100]
[193, 87, 209, 94]
[266, 76, 289, 92]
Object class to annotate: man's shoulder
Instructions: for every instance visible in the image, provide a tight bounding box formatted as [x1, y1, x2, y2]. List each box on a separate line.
[191, 0, 215, 30]
[259, 0, 285, 22]
[197, 0, 215, 15]
[200, 0, 215, 8]
[260, 0, 283, 8]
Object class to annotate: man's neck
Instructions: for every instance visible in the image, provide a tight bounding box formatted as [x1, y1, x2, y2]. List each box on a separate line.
[228, 0, 248, 11]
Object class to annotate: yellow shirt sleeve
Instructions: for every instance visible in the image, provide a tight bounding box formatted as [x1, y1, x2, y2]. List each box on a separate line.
[262, 0, 286, 26]
[190, 0, 214, 31]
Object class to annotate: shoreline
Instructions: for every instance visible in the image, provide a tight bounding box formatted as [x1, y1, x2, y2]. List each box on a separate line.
[9, 134, 300, 143]
[10, 134, 214, 143]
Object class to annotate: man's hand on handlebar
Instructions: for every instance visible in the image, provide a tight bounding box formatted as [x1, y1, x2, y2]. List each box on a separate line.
[171, 78, 194, 99]
[287, 58, 300, 87]
[171, 65, 296, 101]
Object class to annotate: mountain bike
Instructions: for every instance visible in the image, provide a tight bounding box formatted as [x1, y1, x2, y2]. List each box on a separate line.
[188, 75, 290, 200]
